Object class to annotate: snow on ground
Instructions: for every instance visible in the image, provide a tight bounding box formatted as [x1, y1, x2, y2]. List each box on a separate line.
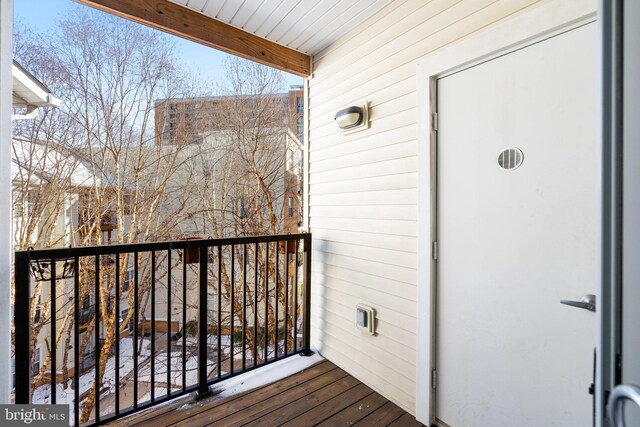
[185, 335, 231, 347]
[185, 335, 235, 355]
[33, 337, 153, 400]
[137, 353, 217, 386]
[139, 387, 168, 403]
[32, 337, 153, 422]
[212, 347, 324, 400]
[101, 337, 152, 394]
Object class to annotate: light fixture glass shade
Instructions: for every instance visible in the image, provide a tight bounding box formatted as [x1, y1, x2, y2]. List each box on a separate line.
[335, 106, 364, 130]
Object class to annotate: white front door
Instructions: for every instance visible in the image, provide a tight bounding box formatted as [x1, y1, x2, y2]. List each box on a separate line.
[435, 23, 597, 426]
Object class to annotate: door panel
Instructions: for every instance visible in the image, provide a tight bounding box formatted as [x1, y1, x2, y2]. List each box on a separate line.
[621, 0, 640, 423]
[436, 23, 597, 426]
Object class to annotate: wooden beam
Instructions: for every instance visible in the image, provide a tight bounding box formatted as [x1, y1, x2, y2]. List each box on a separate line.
[75, 0, 311, 77]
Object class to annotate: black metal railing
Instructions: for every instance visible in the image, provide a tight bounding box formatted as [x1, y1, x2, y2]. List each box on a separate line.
[14, 233, 312, 426]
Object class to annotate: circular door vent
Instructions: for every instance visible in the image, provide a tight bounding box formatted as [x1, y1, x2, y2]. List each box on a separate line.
[498, 148, 524, 170]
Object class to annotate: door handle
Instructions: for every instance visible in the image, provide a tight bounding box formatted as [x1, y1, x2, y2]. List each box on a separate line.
[560, 294, 596, 312]
[608, 384, 640, 427]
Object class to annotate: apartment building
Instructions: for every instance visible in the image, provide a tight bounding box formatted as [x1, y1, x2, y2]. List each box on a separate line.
[154, 85, 304, 146]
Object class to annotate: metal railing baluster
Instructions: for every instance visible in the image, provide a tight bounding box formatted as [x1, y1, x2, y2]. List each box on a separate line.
[151, 251, 156, 402]
[294, 239, 299, 353]
[217, 245, 222, 380]
[11, 233, 311, 427]
[50, 258, 56, 405]
[95, 254, 101, 421]
[242, 243, 247, 371]
[167, 249, 172, 396]
[182, 249, 187, 391]
[264, 242, 269, 363]
[301, 235, 314, 356]
[115, 254, 120, 415]
[254, 243, 258, 367]
[230, 245, 235, 374]
[13, 251, 30, 404]
[74, 256, 80, 426]
[285, 239, 290, 355]
[197, 245, 211, 398]
[275, 245, 279, 360]
[133, 251, 139, 409]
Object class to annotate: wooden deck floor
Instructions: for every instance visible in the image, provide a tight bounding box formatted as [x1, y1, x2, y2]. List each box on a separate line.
[110, 360, 424, 427]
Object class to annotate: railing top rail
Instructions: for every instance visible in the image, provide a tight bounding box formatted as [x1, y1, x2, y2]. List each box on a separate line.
[16, 232, 310, 260]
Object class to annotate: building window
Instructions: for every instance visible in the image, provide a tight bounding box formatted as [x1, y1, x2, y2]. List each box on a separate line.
[296, 97, 304, 114]
[288, 197, 294, 218]
[122, 269, 134, 292]
[238, 198, 249, 219]
[120, 308, 130, 332]
[12, 190, 23, 218]
[15, 190, 39, 219]
[122, 193, 133, 215]
[207, 290, 215, 311]
[34, 294, 42, 324]
[287, 149, 295, 171]
[297, 117, 304, 140]
[32, 347, 41, 375]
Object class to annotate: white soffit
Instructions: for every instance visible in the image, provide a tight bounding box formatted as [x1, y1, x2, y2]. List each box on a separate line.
[169, 0, 394, 55]
[12, 62, 61, 108]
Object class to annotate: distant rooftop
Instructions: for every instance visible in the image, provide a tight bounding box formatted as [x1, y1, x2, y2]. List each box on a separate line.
[155, 86, 302, 105]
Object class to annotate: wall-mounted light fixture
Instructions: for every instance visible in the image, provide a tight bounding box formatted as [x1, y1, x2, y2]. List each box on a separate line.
[334, 103, 369, 135]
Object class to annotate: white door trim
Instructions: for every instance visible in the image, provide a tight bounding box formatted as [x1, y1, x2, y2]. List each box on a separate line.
[0, 0, 12, 404]
[414, 1, 597, 424]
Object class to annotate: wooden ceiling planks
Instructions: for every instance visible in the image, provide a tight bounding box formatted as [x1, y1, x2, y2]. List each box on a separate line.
[75, 0, 311, 77]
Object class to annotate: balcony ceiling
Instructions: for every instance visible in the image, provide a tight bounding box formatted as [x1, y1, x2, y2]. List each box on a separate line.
[77, 0, 393, 76]
[168, 0, 394, 55]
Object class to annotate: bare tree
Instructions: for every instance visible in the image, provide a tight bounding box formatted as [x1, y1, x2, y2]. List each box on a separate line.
[13, 8, 202, 421]
[177, 57, 303, 366]
[13, 6, 302, 422]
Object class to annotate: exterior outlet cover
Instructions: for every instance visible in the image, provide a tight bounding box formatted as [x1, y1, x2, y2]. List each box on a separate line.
[356, 304, 375, 335]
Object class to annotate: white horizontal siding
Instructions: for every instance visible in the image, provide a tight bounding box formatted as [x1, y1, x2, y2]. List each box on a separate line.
[316, 291, 418, 349]
[311, 140, 416, 173]
[312, 122, 416, 162]
[308, 0, 543, 415]
[311, 172, 417, 195]
[312, 205, 417, 221]
[311, 157, 418, 185]
[311, 323, 417, 413]
[312, 258, 417, 298]
[314, 253, 416, 286]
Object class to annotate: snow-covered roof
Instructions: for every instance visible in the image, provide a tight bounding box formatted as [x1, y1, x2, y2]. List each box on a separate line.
[11, 138, 99, 189]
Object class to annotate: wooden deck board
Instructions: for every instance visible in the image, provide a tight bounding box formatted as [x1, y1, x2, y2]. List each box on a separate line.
[280, 382, 375, 426]
[388, 412, 425, 427]
[187, 367, 350, 426]
[316, 390, 389, 426]
[131, 360, 336, 427]
[108, 360, 424, 427]
[355, 401, 408, 426]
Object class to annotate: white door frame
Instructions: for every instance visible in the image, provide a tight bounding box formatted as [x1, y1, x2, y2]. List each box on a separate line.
[0, 0, 13, 404]
[414, 1, 597, 424]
